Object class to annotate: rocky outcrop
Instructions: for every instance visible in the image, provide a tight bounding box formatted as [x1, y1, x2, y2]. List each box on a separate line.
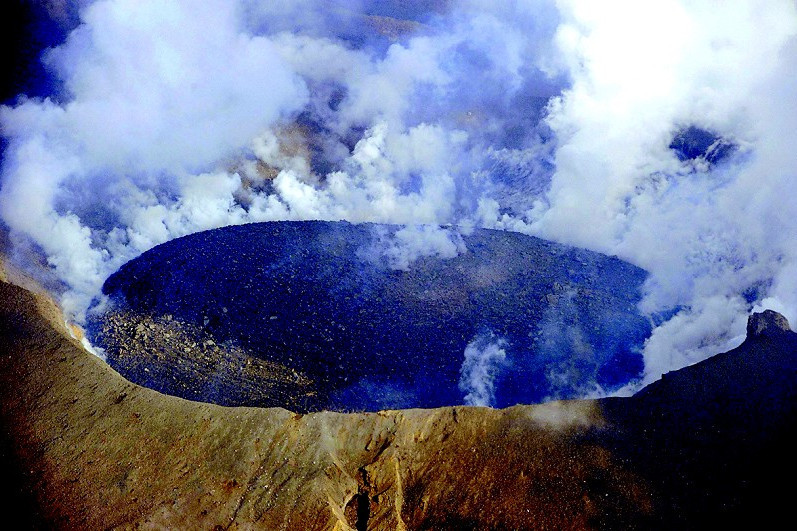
[746, 308, 792, 338]
[1, 278, 796, 529]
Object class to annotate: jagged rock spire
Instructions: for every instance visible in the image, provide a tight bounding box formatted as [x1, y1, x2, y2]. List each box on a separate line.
[746, 309, 792, 339]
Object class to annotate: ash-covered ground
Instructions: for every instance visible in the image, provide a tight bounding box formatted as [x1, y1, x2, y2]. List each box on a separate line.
[90, 221, 651, 412]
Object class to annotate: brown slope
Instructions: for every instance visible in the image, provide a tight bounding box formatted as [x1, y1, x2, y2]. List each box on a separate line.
[0, 279, 654, 529]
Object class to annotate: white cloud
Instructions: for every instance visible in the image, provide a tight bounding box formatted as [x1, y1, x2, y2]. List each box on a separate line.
[528, 0, 797, 384]
[3, 0, 797, 392]
[1, 0, 308, 318]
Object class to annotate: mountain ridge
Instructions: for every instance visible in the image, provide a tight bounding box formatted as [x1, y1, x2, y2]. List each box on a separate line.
[1, 272, 795, 528]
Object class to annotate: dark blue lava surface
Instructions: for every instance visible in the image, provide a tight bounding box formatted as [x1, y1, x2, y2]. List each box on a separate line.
[94, 221, 651, 411]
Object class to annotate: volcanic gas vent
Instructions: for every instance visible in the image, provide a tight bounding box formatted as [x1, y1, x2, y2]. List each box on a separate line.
[91, 221, 652, 412]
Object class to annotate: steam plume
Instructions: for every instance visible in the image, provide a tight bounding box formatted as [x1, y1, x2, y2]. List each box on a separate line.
[2, 0, 797, 392]
[459, 333, 508, 407]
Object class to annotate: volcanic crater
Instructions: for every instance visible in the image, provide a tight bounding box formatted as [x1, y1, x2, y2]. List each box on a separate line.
[90, 221, 651, 412]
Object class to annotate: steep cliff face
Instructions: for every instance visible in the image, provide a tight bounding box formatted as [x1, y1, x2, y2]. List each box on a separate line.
[1, 277, 795, 529]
